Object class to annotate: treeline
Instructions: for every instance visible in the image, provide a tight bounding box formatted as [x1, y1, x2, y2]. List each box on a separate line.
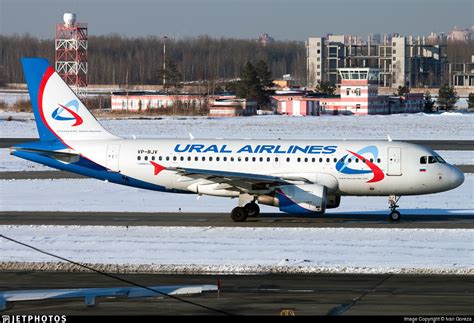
[0, 34, 306, 85]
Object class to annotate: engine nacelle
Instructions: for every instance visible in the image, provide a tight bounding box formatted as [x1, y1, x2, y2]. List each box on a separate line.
[326, 195, 341, 209]
[276, 184, 327, 214]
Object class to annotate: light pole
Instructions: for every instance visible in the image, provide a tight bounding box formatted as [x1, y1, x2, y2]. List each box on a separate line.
[163, 35, 167, 88]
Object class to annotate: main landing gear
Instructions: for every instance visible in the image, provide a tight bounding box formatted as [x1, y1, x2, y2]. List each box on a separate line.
[230, 201, 260, 222]
[388, 195, 401, 222]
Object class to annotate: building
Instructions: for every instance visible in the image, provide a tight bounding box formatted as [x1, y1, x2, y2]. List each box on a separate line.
[273, 94, 320, 116]
[111, 92, 207, 111]
[111, 91, 257, 117]
[449, 55, 474, 87]
[209, 99, 257, 117]
[277, 68, 424, 116]
[448, 26, 474, 42]
[307, 34, 448, 88]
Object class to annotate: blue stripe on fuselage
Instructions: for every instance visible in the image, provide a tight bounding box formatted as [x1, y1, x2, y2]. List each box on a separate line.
[12, 150, 189, 194]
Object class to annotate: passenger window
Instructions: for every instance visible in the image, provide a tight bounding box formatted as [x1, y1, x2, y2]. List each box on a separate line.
[275, 157, 279, 162]
[152, 156, 155, 161]
[286, 157, 290, 162]
[355, 158, 359, 163]
[348, 158, 352, 163]
[312, 157, 315, 162]
[370, 158, 373, 163]
[209, 156, 213, 161]
[187, 156, 191, 161]
[216, 157, 220, 162]
[223, 157, 227, 162]
[266, 157, 271, 162]
[194, 156, 198, 161]
[297, 157, 301, 162]
[144, 156, 148, 161]
[180, 156, 184, 161]
[326, 158, 330, 163]
[202, 156, 206, 161]
[137, 156, 141, 161]
[304, 157, 308, 162]
[252, 157, 256, 162]
[166, 156, 170, 161]
[420, 156, 427, 164]
[428, 156, 437, 164]
[173, 156, 177, 161]
[319, 158, 323, 162]
[159, 156, 162, 161]
[231, 157, 234, 162]
[259, 157, 263, 162]
[333, 158, 337, 162]
[238, 157, 242, 162]
[377, 158, 381, 163]
[245, 157, 249, 162]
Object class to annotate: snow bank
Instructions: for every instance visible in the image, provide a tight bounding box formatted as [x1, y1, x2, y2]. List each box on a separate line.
[0, 225, 472, 274]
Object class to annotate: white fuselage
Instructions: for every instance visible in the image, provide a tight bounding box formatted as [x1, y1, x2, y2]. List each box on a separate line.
[69, 138, 464, 197]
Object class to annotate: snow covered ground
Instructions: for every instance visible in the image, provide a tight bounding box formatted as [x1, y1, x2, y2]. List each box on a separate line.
[1, 112, 474, 140]
[0, 225, 472, 274]
[1, 176, 472, 214]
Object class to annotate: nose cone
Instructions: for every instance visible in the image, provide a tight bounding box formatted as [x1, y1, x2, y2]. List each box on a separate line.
[446, 165, 465, 190]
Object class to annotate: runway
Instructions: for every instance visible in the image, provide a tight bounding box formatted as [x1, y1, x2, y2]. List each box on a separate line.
[1, 211, 473, 228]
[2, 138, 474, 150]
[1, 271, 472, 315]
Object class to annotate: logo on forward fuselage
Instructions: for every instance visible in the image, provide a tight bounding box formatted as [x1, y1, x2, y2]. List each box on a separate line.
[51, 99, 83, 126]
[335, 146, 384, 183]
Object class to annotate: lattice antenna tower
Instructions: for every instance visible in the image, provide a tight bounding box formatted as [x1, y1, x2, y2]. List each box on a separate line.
[55, 13, 88, 97]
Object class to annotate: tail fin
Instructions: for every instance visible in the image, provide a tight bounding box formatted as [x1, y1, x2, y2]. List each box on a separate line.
[21, 58, 118, 142]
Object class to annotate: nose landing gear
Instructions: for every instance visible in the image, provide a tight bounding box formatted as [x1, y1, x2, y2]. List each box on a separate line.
[388, 195, 401, 222]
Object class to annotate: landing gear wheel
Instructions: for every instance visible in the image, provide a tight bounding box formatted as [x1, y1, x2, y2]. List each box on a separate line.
[389, 210, 401, 222]
[231, 207, 248, 222]
[388, 195, 401, 222]
[244, 202, 260, 217]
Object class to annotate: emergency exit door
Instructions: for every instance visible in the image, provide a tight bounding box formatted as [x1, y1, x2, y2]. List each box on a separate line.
[387, 147, 402, 176]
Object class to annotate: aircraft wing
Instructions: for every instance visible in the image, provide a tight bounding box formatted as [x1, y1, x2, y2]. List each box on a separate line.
[168, 166, 311, 192]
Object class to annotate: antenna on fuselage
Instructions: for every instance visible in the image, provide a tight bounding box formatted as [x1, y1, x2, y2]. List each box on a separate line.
[189, 133, 195, 140]
[387, 135, 393, 142]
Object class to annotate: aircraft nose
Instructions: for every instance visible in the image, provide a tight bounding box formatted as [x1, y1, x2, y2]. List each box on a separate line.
[447, 165, 464, 189]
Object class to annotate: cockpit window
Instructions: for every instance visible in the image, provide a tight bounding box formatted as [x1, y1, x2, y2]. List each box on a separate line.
[420, 156, 427, 164]
[428, 156, 437, 164]
[435, 156, 446, 163]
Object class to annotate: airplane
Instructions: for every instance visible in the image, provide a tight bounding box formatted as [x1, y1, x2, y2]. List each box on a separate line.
[11, 58, 465, 222]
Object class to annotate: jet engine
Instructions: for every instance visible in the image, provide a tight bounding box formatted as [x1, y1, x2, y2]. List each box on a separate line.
[258, 184, 327, 214]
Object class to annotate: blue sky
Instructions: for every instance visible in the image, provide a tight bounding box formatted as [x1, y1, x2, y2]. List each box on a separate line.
[1, 0, 472, 40]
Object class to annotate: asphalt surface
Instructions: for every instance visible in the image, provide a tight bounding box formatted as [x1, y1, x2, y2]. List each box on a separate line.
[1, 211, 473, 228]
[2, 138, 474, 150]
[1, 272, 473, 315]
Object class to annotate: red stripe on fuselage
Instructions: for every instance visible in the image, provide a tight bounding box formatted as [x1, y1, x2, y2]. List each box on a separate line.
[150, 161, 166, 175]
[347, 150, 385, 183]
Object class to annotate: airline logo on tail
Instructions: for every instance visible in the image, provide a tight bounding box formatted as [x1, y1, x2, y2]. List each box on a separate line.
[51, 99, 83, 127]
[335, 146, 385, 183]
